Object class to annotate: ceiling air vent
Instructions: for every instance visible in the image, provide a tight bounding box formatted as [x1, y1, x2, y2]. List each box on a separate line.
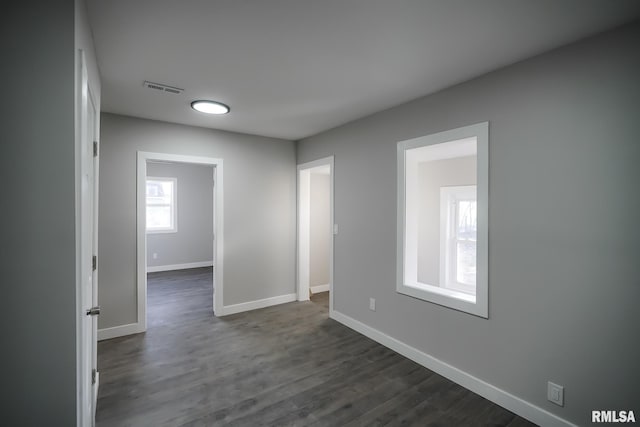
[143, 81, 184, 95]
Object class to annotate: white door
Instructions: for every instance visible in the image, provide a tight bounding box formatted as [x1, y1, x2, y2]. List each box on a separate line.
[78, 50, 99, 427]
[89, 86, 100, 418]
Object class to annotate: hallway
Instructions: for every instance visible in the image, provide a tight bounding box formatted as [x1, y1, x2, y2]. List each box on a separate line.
[96, 268, 534, 426]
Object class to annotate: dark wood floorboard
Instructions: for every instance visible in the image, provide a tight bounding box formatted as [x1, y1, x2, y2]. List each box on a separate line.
[96, 268, 537, 427]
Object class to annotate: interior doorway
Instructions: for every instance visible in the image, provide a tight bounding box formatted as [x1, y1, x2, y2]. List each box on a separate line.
[136, 152, 224, 329]
[297, 156, 334, 314]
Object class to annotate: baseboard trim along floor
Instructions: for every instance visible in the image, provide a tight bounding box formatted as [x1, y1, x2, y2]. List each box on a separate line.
[146, 261, 214, 273]
[217, 293, 298, 316]
[330, 309, 576, 427]
[97, 322, 145, 341]
[310, 284, 330, 294]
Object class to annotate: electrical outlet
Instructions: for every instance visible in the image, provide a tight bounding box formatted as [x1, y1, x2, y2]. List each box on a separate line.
[547, 381, 564, 406]
[369, 298, 376, 311]
[333, 224, 339, 235]
[153, 253, 158, 259]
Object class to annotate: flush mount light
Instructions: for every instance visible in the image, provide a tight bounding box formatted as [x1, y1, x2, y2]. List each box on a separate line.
[191, 100, 230, 115]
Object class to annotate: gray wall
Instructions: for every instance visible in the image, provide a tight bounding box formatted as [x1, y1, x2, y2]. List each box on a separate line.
[310, 173, 330, 288]
[417, 156, 476, 285]
[297, 22, 640, 426]
[146, 162, 213, 268]
[98, 113, 296, 328]
[1, 0, 100, 424]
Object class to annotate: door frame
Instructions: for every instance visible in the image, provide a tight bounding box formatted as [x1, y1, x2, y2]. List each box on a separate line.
[297, 156, 335, 315]
[88, 84, 100, 418]
[136, 152, 224, 327]
[75, 48, 99, 426]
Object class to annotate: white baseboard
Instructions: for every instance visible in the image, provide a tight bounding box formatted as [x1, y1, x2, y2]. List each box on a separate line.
[97, 291, 295, 339]
[218, 293, 297, 316]
[147, 261, 213, 273]
[310, 284, 330, 293]
[97, 322, 145, 341]
[330, 310, 576, 427]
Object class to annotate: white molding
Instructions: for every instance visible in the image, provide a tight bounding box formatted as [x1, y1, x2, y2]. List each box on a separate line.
[297, 156, 335, 317]
[75, 48, 88, 427]
[100, 292, 295, 337]
[298, 168, 311, 301]
[137, 151, 224, 329]
[97, 322, 145, 341]
[76, 48, 101, 427]
[330, 310, 576, 427]
[310, 284, 330, 293]
[147, 261, 213, 273]
[218, 293, 297, 316]
[397, 122, 489, 318]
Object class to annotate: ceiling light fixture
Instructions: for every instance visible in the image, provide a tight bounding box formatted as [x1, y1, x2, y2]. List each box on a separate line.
[191, 100, 230, 115]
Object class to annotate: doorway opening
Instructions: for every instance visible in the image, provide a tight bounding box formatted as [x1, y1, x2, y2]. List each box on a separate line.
[297, 156, 334, 315]
[136, 152, 224, 331]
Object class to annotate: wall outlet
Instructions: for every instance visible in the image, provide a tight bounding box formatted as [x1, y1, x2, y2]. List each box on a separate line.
[152, 253, 158, 259]
[333, 224, 339, 235]
[547, 381, 564, 406]
[369, 297, 376, 311]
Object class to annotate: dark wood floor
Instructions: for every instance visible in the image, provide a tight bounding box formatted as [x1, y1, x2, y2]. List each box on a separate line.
[96, 268, 536, 426]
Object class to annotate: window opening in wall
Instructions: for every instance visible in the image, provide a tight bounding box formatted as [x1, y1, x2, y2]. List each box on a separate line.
[397, 122, 488, 318]
[146, 177, 177, 233]
[440, 185, 477, 295]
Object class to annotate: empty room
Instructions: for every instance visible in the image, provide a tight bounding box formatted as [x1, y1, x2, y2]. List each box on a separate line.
[4, 1, 640, 426]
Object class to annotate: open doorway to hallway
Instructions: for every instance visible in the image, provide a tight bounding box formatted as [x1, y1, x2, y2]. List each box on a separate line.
[297, 157, 334, 314]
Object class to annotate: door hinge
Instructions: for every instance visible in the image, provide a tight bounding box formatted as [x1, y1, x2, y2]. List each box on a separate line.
[92, 369, 97, 385]
[92, 255, 97, 271]
[93, 141, 98, 157]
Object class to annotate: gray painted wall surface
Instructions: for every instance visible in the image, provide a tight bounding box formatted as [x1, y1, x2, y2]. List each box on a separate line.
[417, 156, 476, 285]
[310, 173, 330, 287]
[297, 23, 640, 426]
[98, 113, 296, 328]
[1, 0, 100, 424]
[146, 162, 213, 268]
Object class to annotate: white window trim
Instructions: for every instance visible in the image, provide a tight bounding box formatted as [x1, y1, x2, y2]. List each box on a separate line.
[397, 122, 489, 318]
[145, 176, 177, 234]
[439, 185, 477, 296]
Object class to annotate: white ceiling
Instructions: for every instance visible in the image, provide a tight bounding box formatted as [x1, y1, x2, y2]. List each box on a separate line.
[87, 0, 640, 141]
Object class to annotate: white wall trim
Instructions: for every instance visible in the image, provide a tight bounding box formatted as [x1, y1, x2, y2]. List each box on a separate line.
[397, 122, 489, 318]
[297, 156, 335, 317]
[97, 322, 145, 341]
[147, 261, 214, 273]
[310, 284, 330, 294]
[137, 151, 224, 333]
[330, 309, 577, 427]
[218, 293, 297, 316]
[75, 48, 89, 427]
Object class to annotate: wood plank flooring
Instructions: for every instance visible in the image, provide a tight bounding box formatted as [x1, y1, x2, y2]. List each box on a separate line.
[96, 268, 537, 426]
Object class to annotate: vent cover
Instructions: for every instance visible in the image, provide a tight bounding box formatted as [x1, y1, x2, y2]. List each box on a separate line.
[143, 81, 184, 95]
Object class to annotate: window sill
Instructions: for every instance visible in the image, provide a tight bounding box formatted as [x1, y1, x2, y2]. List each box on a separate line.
[146, 229, 178, 234]
[397, 280, 487, 318]
[407, 281, 475, 303]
